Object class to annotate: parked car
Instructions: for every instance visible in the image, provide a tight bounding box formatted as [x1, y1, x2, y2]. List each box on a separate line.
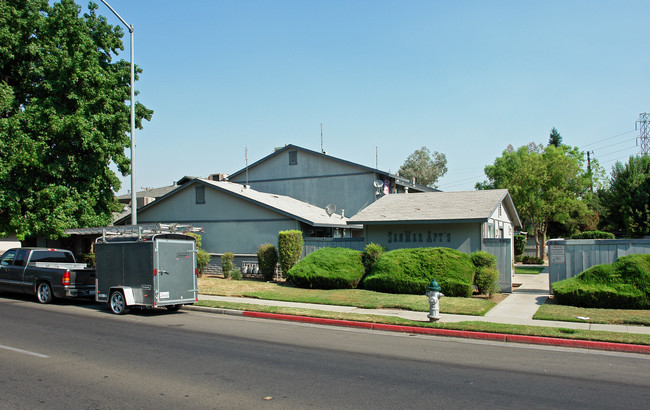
[0, 248, 96, 303]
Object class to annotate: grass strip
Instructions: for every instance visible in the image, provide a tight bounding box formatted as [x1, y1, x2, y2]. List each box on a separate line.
[514, 266, 545, 274]
[195, 300, 650, 346]
[534, 303, 650, 326]
[198, 277, 496, 316]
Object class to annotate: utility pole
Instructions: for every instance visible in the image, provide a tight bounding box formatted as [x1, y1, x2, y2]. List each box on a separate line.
[587, 151, 594, 192]
[101, 0, 137, 225]
[635, 113, 650, 155]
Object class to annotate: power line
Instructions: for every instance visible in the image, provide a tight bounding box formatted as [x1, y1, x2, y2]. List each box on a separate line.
[579, 130, 636, 149]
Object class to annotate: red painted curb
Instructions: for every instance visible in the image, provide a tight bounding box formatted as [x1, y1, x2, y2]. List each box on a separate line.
[241, 311, 650, 354]
[243, 311, 374, 329]
[506, 334, 650, 354]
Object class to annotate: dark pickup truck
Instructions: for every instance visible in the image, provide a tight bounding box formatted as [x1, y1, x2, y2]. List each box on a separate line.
[0, 248, 96, 304]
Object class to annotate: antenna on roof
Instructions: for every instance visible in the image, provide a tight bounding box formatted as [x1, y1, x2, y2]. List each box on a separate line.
[321, 123, 325, 154]
[245, 146, 248, 187]
[376, 146, 378, 169]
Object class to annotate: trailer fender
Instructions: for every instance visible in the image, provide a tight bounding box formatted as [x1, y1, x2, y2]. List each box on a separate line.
[110, 287, 135, 306]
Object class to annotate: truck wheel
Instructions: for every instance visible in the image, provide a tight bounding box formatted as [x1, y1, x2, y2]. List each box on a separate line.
[166, 304, 182, 312]
[36, 282, 53, 304]
[109, 291, 130, 315]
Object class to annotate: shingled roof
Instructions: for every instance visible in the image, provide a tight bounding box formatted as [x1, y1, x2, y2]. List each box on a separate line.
[199, 179, 355, 228]
[115, 178, 357, 228]
[347, 189, 521, 227]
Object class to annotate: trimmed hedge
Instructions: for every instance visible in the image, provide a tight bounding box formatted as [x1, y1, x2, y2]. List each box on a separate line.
[362, 248, 475, 296]
[570, 230, 615, 239]
[552, 254, 650, 309]
[285, 247, 365, 289]
[257, 243, 278, 281]
[278, 230, 303, 276]
[363, 243, 385, 274]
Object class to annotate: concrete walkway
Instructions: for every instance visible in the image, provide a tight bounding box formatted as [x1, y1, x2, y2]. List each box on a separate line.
[198, 271, 650, 336]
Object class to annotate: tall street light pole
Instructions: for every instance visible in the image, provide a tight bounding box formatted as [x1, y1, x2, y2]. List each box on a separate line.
[101, 0, 137, 225]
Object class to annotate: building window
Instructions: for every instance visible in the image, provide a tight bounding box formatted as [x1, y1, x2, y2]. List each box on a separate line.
[289, 150, 297, 165]
[195, 186, 205, 204]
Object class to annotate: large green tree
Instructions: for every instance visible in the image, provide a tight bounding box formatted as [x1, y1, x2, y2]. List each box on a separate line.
[599, 155, 650, 238]
[0, 0, 153, 239]
[476, 143, 593, 259]
[398, 146, 447, 188]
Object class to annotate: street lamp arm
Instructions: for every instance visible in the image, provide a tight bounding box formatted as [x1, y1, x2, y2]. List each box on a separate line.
[100, 0, 132, 32]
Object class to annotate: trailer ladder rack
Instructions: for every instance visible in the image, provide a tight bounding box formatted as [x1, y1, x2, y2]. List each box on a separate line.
[94, 223, 204, 243]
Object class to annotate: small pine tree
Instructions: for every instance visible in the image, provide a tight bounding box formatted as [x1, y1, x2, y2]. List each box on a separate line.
[221, 252, 234, 278]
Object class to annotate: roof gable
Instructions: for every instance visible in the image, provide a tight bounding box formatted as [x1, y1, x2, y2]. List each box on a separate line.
[229, 144, 435, 192]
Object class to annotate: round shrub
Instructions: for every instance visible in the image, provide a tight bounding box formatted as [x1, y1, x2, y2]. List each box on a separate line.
[522, 255, 544, 265]
[470, 251, 496, 268]
[470, 251, 499, 296]
[257, 243, 278, 281]
[278, 230, 304, 276]
[474, 266, 500, 296]
[570, 230, 615, 239]
[362, 248, 475, 296]
[552, 254, 650, 308]
[285, 247, 365, 289]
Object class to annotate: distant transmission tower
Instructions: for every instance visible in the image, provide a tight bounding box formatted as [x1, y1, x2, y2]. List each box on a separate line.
[635, 113, 650, 155]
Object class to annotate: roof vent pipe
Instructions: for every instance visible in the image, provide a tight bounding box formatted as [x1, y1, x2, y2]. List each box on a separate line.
[341, 209, 344, 219]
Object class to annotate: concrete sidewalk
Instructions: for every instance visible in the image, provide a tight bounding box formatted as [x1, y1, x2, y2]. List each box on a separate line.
[198, 271, 650, 336]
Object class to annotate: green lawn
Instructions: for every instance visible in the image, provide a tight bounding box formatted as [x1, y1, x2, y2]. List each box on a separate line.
[534, 300, 650, 326]
[515, 266, 545, 274]
[198, 277, 497, 316]
[194, 300, 650, 346]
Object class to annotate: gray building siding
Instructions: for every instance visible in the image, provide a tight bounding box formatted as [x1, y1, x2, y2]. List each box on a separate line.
[135, 184, 302, 254]
[231, 149, 380, 216]
[363, 222, 481, 254]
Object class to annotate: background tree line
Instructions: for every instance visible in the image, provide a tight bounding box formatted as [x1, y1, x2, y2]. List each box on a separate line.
[478, 127, 650, 259]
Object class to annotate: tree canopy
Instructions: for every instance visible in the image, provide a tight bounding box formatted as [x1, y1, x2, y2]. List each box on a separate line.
[398, 146, 447, 188]
[599, 155, 650, 238]
[476, 143, 593, 259]
[0, 0, 153, 239]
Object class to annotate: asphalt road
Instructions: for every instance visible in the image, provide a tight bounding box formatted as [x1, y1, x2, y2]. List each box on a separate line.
[1, 294, 649, 409]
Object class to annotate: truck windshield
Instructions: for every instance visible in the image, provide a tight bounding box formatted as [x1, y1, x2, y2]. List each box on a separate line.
[31, 251, 75, 263]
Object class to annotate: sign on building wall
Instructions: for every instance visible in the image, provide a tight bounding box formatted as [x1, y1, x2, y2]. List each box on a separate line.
[388, 230, 452, 244]
[549, 245, 565, 264]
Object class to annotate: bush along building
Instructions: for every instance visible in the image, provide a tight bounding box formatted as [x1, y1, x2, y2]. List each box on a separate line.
[347, 189, 521, 292]
[112, 178, 361, 274]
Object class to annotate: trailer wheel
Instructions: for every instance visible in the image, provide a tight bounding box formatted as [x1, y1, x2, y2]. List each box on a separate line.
[109, 291, 130, 315]
[36, 282, 53, 304]
[166, 304, 182, 312]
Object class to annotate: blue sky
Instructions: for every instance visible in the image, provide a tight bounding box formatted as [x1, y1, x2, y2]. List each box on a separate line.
[94, 0, 650, 194]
